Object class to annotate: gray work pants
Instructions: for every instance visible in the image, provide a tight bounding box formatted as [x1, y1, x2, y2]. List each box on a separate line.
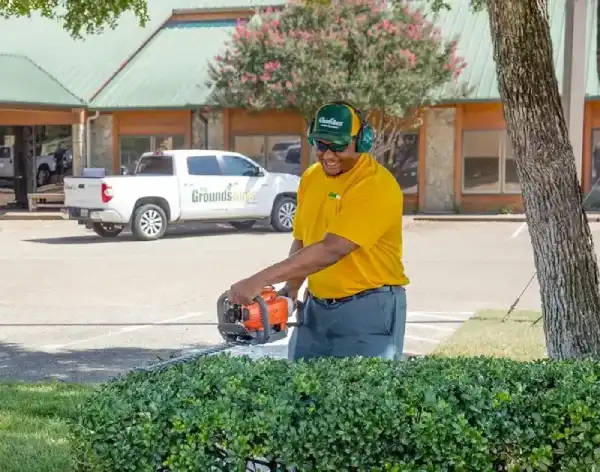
[287, 285, 407, 361]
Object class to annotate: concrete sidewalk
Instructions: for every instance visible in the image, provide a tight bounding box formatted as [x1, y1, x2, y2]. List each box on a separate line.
[414, 213, 600, 223]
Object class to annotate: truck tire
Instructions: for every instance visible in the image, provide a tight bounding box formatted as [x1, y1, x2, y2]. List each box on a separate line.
[131, 203, 167, 241]
[271, 196, 296, 233]
[229, 220, 256, 230]
[37, 165, 51, 187]
[91, 223, 123, 238]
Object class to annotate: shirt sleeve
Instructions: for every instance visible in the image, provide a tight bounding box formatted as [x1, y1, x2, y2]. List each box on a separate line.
[326, 180, 403, 249]
[292, 176, 305, 241]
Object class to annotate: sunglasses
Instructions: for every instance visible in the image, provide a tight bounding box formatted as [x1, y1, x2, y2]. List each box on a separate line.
[314, 140, 351, 153]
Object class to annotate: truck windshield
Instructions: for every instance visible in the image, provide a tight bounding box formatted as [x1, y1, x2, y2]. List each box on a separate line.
[135, 155, 174, 176]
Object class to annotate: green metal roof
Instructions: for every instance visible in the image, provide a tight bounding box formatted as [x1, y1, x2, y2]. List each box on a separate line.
[0, 0, 598, 108]
[89, 21, 235, 109]
[423, 0, 599, 101]
[0, 0, 283, 105]
[0, 54, 83, 107]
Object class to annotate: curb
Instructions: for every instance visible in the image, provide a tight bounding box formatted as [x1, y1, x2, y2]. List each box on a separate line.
[0, 212, 66, 221]
[414, 213, 600, 223]
[414, 215, 526, 222]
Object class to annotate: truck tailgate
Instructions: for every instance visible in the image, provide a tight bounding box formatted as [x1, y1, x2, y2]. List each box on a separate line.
[64, 178, 104, 208]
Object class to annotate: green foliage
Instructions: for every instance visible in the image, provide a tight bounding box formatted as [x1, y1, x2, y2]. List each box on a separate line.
[71, 354, 600, 471]
[206, 0, 468, 122]
[0, 0, 149, 38]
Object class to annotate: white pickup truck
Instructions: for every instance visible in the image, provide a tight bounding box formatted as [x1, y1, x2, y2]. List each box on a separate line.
[63, 149, 300, 241]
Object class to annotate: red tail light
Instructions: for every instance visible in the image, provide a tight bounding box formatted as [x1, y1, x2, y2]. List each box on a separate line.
[101, 183, 113, 203]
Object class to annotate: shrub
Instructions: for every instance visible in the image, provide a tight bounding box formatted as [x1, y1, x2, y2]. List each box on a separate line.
[70, 354, 600, 471]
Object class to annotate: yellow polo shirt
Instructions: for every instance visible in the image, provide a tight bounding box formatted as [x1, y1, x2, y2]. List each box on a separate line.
[292, 153, 409, 299]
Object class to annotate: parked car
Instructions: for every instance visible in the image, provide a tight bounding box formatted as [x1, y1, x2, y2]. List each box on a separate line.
[63, 149, 300, 241]
[0, 145, 68, 187]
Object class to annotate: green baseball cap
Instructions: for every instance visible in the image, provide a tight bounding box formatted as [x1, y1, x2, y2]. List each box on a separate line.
[309, 103, 362, 145]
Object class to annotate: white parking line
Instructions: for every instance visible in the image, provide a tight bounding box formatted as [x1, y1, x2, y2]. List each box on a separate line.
[41, 311, 204, 351]
[408, 311, 472, 321]
[404, 335, 441, 344]
[510, 222, 527, 239]
[406, 323, 455, 333]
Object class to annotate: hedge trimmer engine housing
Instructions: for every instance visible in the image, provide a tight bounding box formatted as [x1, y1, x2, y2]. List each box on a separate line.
[217, 286, 296, 345]
[137, 286, 303, 372]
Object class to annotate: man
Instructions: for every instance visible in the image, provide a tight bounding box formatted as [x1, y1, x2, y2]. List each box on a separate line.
[228, 101, 409, 361]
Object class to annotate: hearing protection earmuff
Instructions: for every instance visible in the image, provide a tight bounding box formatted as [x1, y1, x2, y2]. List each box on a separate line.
[307, 100, 374, 153]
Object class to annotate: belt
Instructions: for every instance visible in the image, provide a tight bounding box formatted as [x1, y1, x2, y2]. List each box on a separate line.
[309, 285, 396, 307]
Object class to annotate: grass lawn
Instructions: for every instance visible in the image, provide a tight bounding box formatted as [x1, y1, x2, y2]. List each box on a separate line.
[0, 381, 95, 472]
[433, 309, 547, 360]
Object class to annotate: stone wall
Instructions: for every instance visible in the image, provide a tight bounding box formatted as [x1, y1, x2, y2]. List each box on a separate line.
[88, 114, 114, 174]
[423, 108, 456, 212]
[191, 110, 224, 150]
[191, 109, 206, 148]
[71, 121, 85, 176]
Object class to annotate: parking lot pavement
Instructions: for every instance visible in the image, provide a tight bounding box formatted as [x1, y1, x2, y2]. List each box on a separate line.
[1, 218, 591, 382]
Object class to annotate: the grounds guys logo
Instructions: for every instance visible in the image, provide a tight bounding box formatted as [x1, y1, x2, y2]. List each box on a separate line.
[318, 116, 344, 130]
[192, 182, 257, 204]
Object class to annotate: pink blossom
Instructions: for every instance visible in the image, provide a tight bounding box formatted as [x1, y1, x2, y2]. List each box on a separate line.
[264, 61, 281, 73]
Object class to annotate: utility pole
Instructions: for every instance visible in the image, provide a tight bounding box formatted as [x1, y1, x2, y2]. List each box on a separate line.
[562, 0, 589, 183]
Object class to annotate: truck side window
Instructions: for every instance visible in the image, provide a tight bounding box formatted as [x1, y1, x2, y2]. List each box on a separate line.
[221, 155, 258, 177]
[187, 156, 221, 176]
[136, 155, 174, 175]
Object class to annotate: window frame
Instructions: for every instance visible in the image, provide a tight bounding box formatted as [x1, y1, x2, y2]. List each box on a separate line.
[231, 133, 303, 170]
[118, 134, 187, 169]
[384, 130, 420, 195]
[461, 129, 521, 195]
[590, 128, 600, 189]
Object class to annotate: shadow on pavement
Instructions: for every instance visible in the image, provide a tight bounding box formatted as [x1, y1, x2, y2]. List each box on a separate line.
[23, 223, 277, 245]
[0, 341, 216, 383]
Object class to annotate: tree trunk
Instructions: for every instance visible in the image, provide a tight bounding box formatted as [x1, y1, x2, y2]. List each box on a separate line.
[486, 0, 600, 359]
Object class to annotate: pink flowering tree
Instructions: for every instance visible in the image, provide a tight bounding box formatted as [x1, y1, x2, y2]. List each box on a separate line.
[205, 0, 468, 163]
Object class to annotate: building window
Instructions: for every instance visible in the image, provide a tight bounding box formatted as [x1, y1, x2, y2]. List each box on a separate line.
[385, 132, 419, 194]
[586, 128, 600, 210]
[119, 135, 185, 173]
[462, 130, 520, 194]
[232, 134, 302, 176]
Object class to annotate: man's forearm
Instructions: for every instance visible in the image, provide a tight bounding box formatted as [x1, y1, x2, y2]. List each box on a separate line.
[286, 239, 306, 289]
[254, 234, 357, 288]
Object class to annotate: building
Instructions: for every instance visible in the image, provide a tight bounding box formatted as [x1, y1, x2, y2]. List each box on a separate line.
[0, 0, 598, 213]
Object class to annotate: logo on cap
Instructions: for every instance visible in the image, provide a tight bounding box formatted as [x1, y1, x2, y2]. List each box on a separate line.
[318, 116, 344, 129]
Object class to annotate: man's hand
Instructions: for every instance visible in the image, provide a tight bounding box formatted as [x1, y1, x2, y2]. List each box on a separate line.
[228, 276, 266, 305]
[278, 281, 304, 302]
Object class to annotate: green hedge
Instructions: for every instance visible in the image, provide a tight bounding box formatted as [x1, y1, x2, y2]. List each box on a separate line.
[70, 354, 600, 471]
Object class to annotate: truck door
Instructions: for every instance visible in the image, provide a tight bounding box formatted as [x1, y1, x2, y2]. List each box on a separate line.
[0, 146, 14, 179]
[217, 154, 272, 218]
[179, 155, 226, 220]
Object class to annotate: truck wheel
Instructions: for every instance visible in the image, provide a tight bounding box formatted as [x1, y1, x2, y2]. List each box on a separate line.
[229, 220, 256, 230]
[37, 165, 51, 187]
[271, 196, 296, 233]
[131, 204, 167, 241]
[91, 223, 123, 238]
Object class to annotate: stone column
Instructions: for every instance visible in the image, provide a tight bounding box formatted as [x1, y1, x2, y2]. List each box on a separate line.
[206, 111, 224, 149]
[71, 109, 85, 176]
[191, 109, 207, 149]
[89, 114, 114, 174]
[423, 108, 456, 212]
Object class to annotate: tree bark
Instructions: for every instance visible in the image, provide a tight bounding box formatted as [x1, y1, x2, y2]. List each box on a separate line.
[486, 0, 600, 359]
